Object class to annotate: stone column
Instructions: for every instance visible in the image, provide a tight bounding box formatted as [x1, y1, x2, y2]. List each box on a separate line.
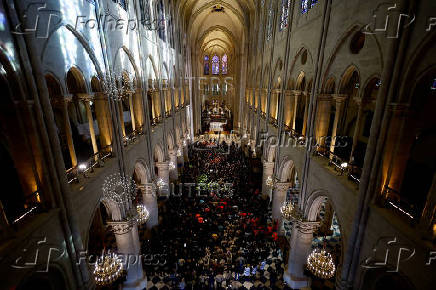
[118, 100, 126, 137]
[292, 90, 302, 131]
[272, 182, 291, 226]
[168, 150, 178, 181]
[134, 89, 144, 130]
[348, 97, 368, 163]
[94, 93, 112, 149]
[108, 220, 147, 290]
[284, 220, 320, 289]
[262, 161, 275, 199]
[302, 93, 310, 135]
[177, 144, 184, 169]
[84, 98, 98, 159]
[381, 104, 410, 194]
[156, 161, 170, 194]
[128, 92, 136, 132]
[141, 184, 158, 229]
[62, 97, 77, 167]
[315, 94, 332, 149]
[330, 94, 347, 154]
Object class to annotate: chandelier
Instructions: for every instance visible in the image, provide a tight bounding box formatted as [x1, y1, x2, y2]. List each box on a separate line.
[93, 252, 123, 286]
[102, 173, 136, 204]
[266, 176, 274, 187]
[155, 178, 167, 190]
[177, 148, 182, 157]
[307, 248, 336, 279]
[280, 201, 297, 220]
[136, 204, 150, 225]
[169, 161, 176, 170]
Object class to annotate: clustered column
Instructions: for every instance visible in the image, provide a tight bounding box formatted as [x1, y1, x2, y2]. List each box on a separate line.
[272, 182, 291, 224]
[108, 220, 147, 289]
[141, 184, 158, 229]
[262, 161, 275, 199]
[284, 220, 320, 289]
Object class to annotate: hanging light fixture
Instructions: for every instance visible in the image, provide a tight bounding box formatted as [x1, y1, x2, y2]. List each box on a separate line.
[266, 176, 274, 187]
[155, 178, 166, 190]
[307, 248, 336, 279]
[93, 252, 123, 286]
[280, 201, 298, 221]
[177, 148, 182, 157]
[136, 204, 150, 225]
[169, 161, 176, 170]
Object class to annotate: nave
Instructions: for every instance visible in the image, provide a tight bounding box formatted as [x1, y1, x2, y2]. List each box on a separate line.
[98, 141, 292, 289]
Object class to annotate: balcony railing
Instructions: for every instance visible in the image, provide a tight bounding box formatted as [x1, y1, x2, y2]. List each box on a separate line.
[314, 145, 361, 185]
[269, 117, 278, 128]
[260, 112, 266, 119]
[123, 127, 144, 147]
[383, 186, 417, 222]
[11, 190, 44, 226]
[66, 145, 113, 184]
[284, 125, 306, 145]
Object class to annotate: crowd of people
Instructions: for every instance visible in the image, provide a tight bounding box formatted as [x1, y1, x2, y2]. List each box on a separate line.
[141, 139, 288, 289]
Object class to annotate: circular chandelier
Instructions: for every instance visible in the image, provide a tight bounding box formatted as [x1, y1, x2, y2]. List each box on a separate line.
[169, 161, 176, 170]
[102, 173, 136, 204]
[136, 204, 150, 225]
[307, 248, 336, 279]
[280, 201, 297, 221]
[93, 252, 123, 286]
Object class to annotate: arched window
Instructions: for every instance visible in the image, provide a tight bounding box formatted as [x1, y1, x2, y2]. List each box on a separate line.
[157, 0, 166, 41]
[280, 0, 291, 31]
[222, 54, 228, 75]
[212, 55, 219, 75]
[140, 0, 151, 28]
[266, 1, 273, 41]
[302, 0, 318, 14]
[204, 55, 210, 75]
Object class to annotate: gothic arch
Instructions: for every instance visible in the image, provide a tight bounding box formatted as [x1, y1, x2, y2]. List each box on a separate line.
[134, 160, 152, 185]
[154, 142, 165, 162]
[321, 24, 383, 90]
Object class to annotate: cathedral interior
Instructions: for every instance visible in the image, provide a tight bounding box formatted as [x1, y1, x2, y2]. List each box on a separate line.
[0, 0, 436, 289]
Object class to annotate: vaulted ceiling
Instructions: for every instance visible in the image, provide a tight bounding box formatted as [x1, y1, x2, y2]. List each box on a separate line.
[178, 0, 255, 58]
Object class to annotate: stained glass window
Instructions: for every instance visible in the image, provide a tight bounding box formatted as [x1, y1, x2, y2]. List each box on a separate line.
[204, 55, 210, 75]
[140, 0, 151, 28]
[266, 1, 273, 41]
[301, 0, 309, 14]
[280, 0, 290, 31]
[119, 0, 128, 11]
[157, 0, 166, 41]
[222, 54, 228, 75]
[212, 55, 219, 75]
[302, 0, 318, 14]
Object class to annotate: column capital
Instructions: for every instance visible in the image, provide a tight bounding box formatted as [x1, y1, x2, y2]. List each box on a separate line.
[262, 161, 274, 169]
[388, 102, 409, 113]
[317, 94, 332, 101]
[332, 94, 348, 102]
[76, 93, 94, 101]
[275, 182, 293, 191]
[290, 90, 303, 96]
[295, 220, 320, 234]
[155, 161, 169, 169]
[272, 88, 281, 94]
[107, 219, 136, 235]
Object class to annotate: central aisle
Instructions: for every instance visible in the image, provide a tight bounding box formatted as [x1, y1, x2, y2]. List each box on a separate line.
[143, 141, 291, 289]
